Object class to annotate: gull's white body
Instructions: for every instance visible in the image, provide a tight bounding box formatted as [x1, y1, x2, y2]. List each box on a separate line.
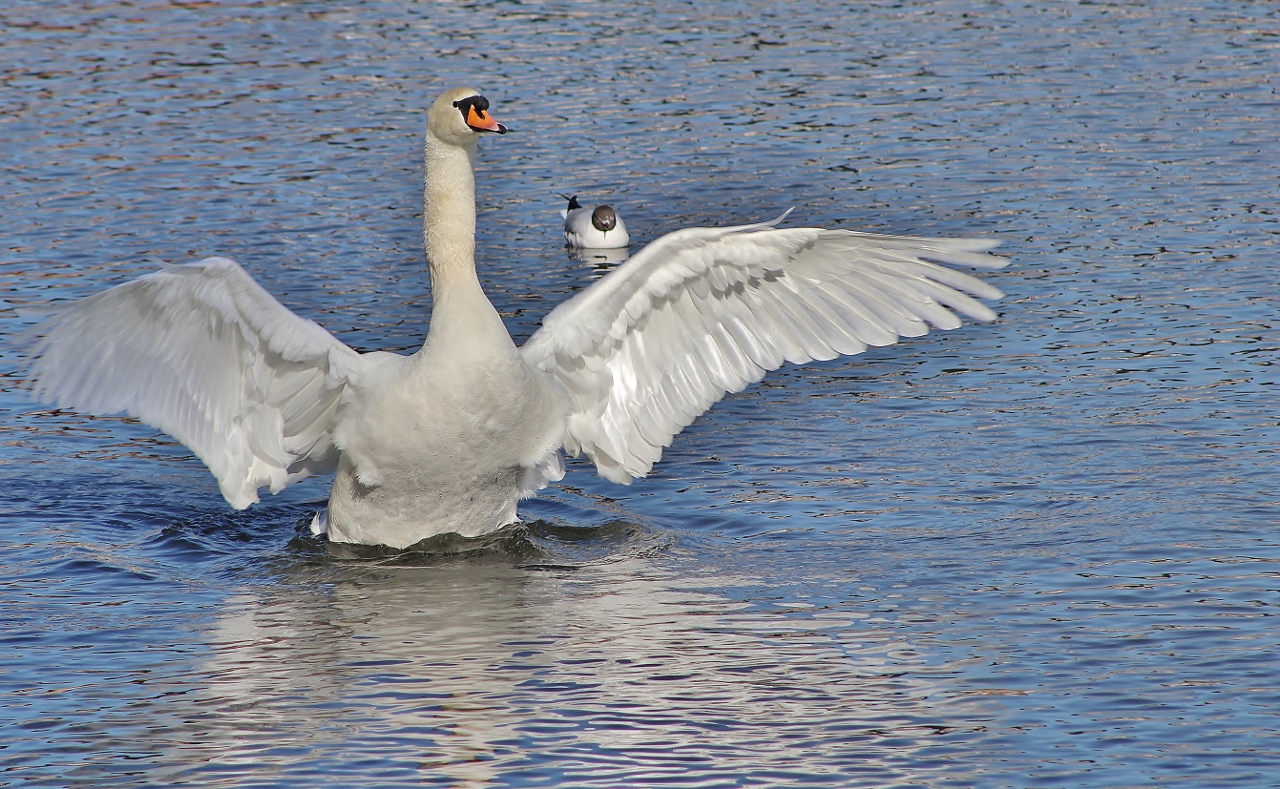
[562, 197, 630, 249]
[25, 87, 1009, 549]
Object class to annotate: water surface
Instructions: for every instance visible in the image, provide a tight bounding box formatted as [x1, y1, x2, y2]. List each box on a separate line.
[2, 0, 1278, 786]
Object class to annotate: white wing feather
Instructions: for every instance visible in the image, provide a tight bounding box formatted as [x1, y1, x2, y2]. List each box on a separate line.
[521, 216, 1008, 484]
[24, 256, 377, 508]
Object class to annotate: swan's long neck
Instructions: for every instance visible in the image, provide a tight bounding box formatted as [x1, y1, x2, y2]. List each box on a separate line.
[419, 128, 514, 357]
[423, 131, 479, 289]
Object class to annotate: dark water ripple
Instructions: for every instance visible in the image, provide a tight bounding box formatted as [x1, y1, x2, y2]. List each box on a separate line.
[2, 0, 1279, 786]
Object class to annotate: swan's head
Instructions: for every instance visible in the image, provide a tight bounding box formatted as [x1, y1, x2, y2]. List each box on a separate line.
[428, 87, 508, 146]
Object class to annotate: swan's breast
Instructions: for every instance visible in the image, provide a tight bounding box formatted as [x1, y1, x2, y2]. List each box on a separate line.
[336, 346, 565, 487]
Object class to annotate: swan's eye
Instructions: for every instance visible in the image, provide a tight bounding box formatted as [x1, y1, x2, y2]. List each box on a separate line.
[452, 95, 489, 119]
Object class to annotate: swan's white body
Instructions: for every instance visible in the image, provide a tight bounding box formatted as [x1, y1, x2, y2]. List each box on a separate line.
[25, 87, 1009, 549]
[561, 196, 630, 248]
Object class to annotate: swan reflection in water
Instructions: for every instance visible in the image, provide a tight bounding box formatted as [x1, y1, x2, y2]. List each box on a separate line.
[177, 527, 995, 784]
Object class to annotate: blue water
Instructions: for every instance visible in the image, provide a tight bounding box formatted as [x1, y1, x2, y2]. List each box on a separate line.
[2, 0, 1277, 786]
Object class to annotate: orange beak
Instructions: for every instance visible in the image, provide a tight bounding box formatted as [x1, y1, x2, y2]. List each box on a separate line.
[466, 105, 507, 134]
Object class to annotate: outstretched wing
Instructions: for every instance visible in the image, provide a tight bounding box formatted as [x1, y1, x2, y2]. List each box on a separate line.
[24, 256, 378, 508]
[520, 215, 1009, 484]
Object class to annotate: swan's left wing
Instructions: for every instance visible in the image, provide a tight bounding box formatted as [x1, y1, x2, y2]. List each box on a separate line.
[24, 256, 373, 508]
[520, 215, 1009, 483]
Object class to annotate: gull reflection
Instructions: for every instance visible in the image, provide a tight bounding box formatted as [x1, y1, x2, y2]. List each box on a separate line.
[566, 244, 630, 271]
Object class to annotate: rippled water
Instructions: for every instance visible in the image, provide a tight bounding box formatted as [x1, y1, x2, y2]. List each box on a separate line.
[2, 0, 1277, 786]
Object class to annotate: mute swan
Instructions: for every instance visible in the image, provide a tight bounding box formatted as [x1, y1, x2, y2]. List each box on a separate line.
[561, 194, 630, 249]
[25, 87, 1009, 550]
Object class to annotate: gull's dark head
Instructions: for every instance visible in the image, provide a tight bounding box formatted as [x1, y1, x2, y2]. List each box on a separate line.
[591, 205, 618, 232]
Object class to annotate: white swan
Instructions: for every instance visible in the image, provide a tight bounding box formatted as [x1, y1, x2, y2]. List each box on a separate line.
[25, 87, 1009, 550]
[561, 194, 630, 249]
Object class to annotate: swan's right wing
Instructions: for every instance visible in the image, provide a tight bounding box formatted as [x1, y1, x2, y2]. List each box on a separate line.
[522, 217, 1008, 483]
[24, 256, 382, 508]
